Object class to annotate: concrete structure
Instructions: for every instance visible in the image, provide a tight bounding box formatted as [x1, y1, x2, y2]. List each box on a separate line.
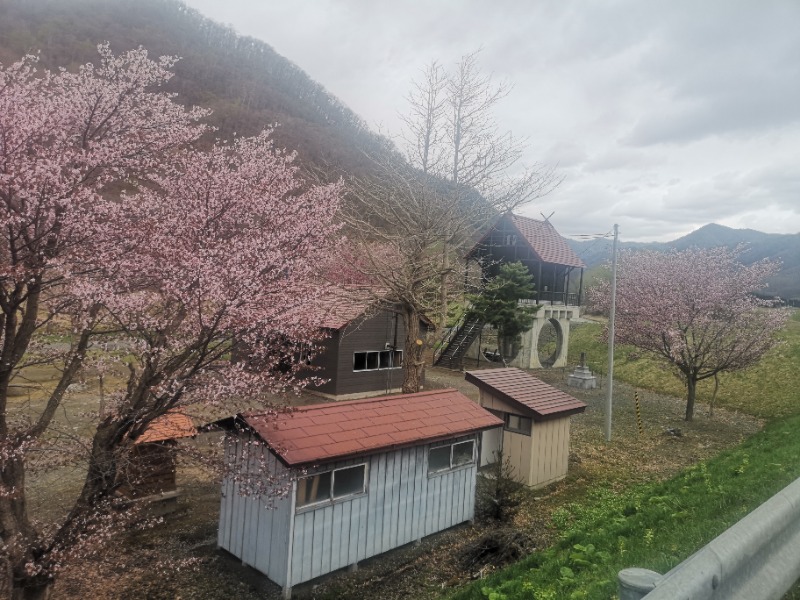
[216, 389, 502, 598]
[567, 352, 598, 389]
[465, 368, 586, 488]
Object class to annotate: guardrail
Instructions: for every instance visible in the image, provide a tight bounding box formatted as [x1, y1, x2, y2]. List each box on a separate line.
[619, 475, 800, 600]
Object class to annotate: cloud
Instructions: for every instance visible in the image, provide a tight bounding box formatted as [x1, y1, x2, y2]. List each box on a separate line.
[182, 0, 800, 241]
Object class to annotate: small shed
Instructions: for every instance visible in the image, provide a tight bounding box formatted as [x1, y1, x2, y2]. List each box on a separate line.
[217, 389, 502, 597]
[119, 410, 196, 509]
[464, 368, 586, 488]
[303, 285, 421, 400]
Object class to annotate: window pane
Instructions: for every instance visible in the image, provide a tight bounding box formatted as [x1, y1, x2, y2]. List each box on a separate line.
[506, 414, 532, 434]
[452, 441, 474, 466]
[333, 465, 366, 498]
[296, 471, 332, 507]
[366, 351, 379, 370]
[353, 352, 367, 371]
[393, 351, 403, 368]
[428, 446, 451, 473]
[379, 350, 392, 369]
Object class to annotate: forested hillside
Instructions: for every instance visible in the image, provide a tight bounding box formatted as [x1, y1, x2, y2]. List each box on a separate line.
[568, 223, 800, 300]
[0, 0, 398, 180]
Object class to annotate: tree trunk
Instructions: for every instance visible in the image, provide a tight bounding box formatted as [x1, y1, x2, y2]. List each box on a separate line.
[1, 456, 51, 600]
[708, 373, 720, 418]
[685, 376, 697, 421]
[401, 305, 423, 394]
[12, 580, 52, 600]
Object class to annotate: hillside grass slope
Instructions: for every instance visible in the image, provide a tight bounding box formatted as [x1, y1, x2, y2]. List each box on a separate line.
[447, 310, 800, 600]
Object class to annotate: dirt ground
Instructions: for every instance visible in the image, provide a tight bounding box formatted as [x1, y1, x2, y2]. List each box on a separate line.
[53, 364, 762, 600]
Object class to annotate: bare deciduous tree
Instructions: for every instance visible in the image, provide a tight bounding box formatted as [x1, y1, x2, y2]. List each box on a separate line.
[401, 50, 561, 325]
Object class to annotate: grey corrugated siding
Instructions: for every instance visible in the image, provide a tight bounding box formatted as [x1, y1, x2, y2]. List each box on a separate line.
[218, 436, 293, 587]
[287, 435, 477, 587]
[219, 433, 479, 589]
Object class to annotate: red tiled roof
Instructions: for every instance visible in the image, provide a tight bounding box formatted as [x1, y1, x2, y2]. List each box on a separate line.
[241, 389, 503, 467]
[511, 214, 585, 268]
[136, 410, 196, 444]
[464, 368, 587, 421]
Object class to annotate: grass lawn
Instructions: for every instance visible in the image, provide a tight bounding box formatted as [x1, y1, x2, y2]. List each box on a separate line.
[450, 412, 800, 600]
[570, 308, 800, 420]
[447, 308, 800, 600]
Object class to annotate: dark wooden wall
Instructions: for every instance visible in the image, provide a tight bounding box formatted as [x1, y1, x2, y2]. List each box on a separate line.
[307, 308, 405, 397]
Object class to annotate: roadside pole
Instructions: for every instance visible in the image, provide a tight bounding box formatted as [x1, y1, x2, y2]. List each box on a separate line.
[605, 223, 619, 442]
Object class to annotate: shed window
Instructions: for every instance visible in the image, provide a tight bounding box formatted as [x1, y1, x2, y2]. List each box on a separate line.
[296, 471, 332, 507]
[353, 350, 402, 371]
[428, 446, 452, 473]
[333, 465, 366, 498]
[296, 464, 367, 510]
[452, 441, 474, 466]
[428, 440, 475, 474]
[505, 414, 533, 435]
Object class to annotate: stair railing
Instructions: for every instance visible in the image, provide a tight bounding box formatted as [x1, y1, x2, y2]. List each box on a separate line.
[432, 310, 469, 365]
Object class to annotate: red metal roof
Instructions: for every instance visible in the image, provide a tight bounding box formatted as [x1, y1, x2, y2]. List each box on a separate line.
[136, 410, 196, 444]
[511, 214, 585, 268]
[467, 213, 585, 269]
[464, 368, 587, 421]
[241, 389, 503, 467]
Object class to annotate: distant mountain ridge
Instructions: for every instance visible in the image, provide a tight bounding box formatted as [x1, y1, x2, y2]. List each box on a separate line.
[0, 0, 400, 180]
[567, 223, 800, 300]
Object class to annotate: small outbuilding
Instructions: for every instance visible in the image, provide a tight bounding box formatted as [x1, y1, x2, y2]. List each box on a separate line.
[465, 368, 586, 488]
[119, 410, 196, 511]
[216, 389, 502, 598]
[303, 285, 424, 400]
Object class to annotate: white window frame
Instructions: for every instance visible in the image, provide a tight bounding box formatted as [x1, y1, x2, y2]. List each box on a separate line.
[353, 349, 403, 372]
[428, 439, 476, 476]
[295, 463, 368, 512]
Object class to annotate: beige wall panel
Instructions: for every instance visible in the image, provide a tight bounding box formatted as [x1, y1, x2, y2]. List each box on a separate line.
[479, 391, 521, 415]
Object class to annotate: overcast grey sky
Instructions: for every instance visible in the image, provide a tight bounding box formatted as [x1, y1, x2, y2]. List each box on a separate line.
[183, 0, 800, 242]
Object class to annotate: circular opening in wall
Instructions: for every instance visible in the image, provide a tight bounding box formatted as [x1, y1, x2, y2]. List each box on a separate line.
[537, 318, 563, 368]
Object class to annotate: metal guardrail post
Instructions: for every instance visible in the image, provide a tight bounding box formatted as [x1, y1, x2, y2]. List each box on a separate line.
[618, 568, 662, 600]
[620, 476, 800, 600]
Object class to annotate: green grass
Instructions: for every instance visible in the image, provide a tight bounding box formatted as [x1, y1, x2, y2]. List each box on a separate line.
[569, 309, 800, 420]
[449, 412, 800, 600]
[445, 311, 800, 600]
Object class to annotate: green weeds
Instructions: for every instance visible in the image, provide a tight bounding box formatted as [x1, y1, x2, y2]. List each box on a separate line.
[450, 413, 800, 600]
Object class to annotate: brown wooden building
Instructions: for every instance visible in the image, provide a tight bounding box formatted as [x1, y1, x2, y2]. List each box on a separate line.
[118, 410, 196, 507]
[466, 212, 586, 306]
[304, 286, 417, 400]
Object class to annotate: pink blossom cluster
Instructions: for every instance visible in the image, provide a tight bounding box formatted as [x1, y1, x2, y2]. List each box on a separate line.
[1, 44, 343, 594]
[587, 246, 789, 418]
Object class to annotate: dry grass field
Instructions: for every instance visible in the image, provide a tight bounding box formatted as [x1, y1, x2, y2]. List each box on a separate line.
[34, 362, 761, 600]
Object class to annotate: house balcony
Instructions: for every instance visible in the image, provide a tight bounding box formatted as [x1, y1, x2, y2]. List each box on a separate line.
[519, 291, 581, 307]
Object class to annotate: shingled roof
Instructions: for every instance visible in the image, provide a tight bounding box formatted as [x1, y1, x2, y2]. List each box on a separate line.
[468, 213, 585, 268]
[510, 215, 585, 268]
[464, 368, 587, 421]
[239, 389, 502, 467]
[135, 410, 196, 444]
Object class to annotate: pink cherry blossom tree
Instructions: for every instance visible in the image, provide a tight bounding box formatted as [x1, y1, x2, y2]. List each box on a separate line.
[587, 246, 789, 421]
[0, 46, 341, 599]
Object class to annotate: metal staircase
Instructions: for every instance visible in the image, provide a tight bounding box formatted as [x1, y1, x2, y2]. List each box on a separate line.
[433, 316, 485, 371]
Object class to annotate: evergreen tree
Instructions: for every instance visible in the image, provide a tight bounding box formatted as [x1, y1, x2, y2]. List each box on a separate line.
[469, 262, 539, 363]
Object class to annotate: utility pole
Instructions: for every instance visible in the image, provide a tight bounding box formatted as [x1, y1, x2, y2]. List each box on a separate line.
[605, 223, 619, 442]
